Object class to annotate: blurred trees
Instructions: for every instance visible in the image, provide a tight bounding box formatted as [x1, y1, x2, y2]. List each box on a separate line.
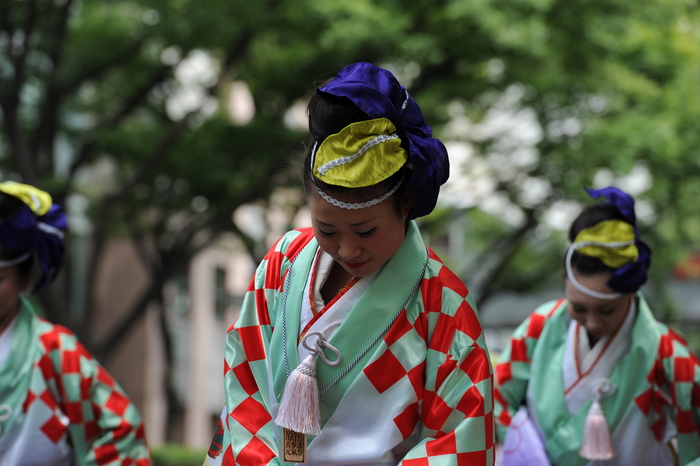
[1, 0, 699, 438]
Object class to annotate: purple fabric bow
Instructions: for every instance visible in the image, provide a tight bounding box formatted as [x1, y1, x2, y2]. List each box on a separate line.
[0, 203, 67, 293]
[317, 62, 450, 219]
[585, 186, 652, 293]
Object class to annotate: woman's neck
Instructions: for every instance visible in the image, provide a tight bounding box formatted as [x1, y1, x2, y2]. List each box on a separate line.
[320, 262, 354, 304]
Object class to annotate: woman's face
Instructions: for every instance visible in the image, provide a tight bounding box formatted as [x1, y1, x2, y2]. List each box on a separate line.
[0, 262, 30, 321]
[307, 193, 409, 278]
[564, 269, 634, 341]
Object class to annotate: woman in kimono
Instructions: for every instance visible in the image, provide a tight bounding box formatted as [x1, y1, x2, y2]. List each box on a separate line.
[0, 182, 151, 465]
[494, 186, 700, 466]
[204, 62, 495, 466]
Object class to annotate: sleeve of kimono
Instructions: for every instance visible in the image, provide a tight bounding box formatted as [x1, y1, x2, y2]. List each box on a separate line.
[658, 328, 700, 466]
[399, 255, 495, 465]
[206, 230, 309, 466]
[40, 325, 151, 465]
[492, 300, 560, 442]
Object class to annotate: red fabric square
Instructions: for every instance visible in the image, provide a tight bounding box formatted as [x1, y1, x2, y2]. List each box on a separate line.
[222, 445, 235, 466]
[37, 354, 55, 381]
[526, 314, 546, 339]
[84, 420, 100, 441]
[263, 251, 285, 290]
[677, 409, 696, 434]
[254, 288, 271, 326]
[41, 415, 66, 443]
[384, 310, 412, 347]
[455, 300, 483, 341]
[113, 420, 132, 441]
[402, 458, 430, 466]
[510, 338, 528, 362]
[61, 350, 81, 373]
[485, 411, 495, 448]
[97, 366, 115, 388]
[95, 444, 119, 465]
[364, 350, 406, 394]
[420, 276, 444, 315]
[423, 391, 452, 431]
[437, 261, 469, 297]
[429, 313, 455, 355]
[233, 362, 258, 396]
[460, 347, 491, 383]
[106, 391, 129, 416]
[435, 357, 457, 390]
[65, 401, 84, 423]
[229, 397, 272, 434]
[238, 326, 267, 362]
[457, 450, 488, 464]
[426, 431, 457, 456]
[39, 331, 61, 352]
[235, 435, 277, 466]
[635, 388, 652, 415]
[394, 402, 420, 440]
[407, 363, 425, 397]
[80, 376, 91, 400]
[456, 385, 485, 418]
[22, 391, 37, 412]
[495, 362, 512, 385]
[658, 333, 674, 359]
[674, 357, 695, 382]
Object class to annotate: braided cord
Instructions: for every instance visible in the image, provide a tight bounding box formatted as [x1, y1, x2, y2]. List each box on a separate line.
[280, 245, 430, 395]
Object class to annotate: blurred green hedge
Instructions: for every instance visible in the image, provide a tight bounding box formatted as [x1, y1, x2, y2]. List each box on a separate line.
[152, 444, 208, 466]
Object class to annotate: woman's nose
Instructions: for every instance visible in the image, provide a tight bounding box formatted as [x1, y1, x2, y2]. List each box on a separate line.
[338, 239, 361, 260]
[586, 316, 605, 334]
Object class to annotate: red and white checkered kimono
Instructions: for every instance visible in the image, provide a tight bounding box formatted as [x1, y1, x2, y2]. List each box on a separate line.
[205, 222, 495, 465]
[0, 299, 151, 465]
[494, 296, 700, 466]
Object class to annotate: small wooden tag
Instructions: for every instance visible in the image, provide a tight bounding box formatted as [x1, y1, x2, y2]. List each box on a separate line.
[282, 428, 307, 463]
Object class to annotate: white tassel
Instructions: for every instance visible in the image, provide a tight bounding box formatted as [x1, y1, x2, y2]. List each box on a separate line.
[275, 322, 343, 436]
[276, 355, 322, 435]
[580, 379, 616, 460]
[579, 399, 614, 460]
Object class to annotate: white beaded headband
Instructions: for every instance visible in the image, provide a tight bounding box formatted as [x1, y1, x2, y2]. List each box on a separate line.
[314, 174, 405, 210]
[565, 238, 635, 300]
[0, 251, 32, 268]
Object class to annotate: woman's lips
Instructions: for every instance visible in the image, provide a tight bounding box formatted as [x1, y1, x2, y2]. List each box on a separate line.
[344, 260, 367, 269]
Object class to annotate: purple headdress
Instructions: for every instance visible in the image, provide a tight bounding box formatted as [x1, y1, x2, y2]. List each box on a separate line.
[0, 184, 68, 293]
[584, 186, 652, 294]
[317, 62, 450, 219]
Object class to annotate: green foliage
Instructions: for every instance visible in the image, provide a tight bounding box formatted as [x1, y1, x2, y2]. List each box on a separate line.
[151, 444, 207, 466]
[3, 0, 700, 433]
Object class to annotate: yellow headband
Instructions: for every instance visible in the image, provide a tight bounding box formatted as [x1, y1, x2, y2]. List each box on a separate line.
[312, 118, 407, 188]
[0, 181, 53, 216]
[573, 219, 638, 269]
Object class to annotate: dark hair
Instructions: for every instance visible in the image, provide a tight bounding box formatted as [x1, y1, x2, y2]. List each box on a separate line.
[566, 202, 627, 276]
[303, 91, 411, 217]
[0, 192, 34, 277]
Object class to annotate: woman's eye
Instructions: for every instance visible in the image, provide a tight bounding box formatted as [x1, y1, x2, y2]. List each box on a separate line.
[318, 228, 335, 237]
[571, 305, 586, 314]
[599, 308, 616, 316]
[357, 228, 376, 237]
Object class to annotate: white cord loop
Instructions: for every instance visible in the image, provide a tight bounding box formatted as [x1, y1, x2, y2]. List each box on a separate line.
[301, 321, 342, 367]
